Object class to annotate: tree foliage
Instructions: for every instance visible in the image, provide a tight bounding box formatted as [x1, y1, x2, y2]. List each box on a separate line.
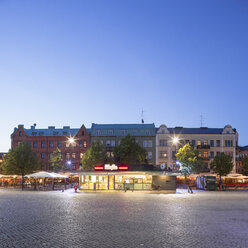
[49, 147, 64, 172]
[242, 156, 248, 175]
[210, 152, 233, 182]
[113, 134, 147, 164]
[1, 142, 39, 189]
[81, 140, 107, 171]
[176, 143, 201, 176]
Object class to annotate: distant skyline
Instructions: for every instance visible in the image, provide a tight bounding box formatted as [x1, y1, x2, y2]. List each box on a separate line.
[1, 0, 248, 151]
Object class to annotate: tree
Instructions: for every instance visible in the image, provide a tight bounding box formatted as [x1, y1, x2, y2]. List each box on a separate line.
[2, 142, 39, 190]
[210, 152, 233, 185]
[49, 148, 64, 172]
[241, 156, 248, 176]
[81, 140, 107, 171]
[176, 143, 202, 188]
[113, 134, 147, 164]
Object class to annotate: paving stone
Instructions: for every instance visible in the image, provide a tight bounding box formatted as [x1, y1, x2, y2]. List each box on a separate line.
[0, 189, 248, 248]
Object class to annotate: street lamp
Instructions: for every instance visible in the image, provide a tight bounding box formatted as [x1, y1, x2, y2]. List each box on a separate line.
[172, 136, 179, 170]
[67, 136, 75, 188]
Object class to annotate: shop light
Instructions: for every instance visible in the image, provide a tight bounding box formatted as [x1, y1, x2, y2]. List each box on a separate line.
[118, 166, 129, 171]
[94, 166, 104, 171]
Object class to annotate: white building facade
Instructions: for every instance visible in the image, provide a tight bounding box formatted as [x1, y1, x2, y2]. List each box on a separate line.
[156, 125, 238, 173]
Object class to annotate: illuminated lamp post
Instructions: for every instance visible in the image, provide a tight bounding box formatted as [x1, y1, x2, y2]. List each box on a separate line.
[67, 136, 75, 188]
[172, 137, 179, 170]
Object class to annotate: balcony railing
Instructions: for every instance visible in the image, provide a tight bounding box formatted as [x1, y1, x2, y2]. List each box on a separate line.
[197, 145, 210, 149]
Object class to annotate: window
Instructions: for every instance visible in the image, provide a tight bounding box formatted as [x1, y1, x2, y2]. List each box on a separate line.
[57, 142, 62, 148]
[41, 153, 45, 159]
[160, 151, 167, 158]
[39, 132, 44, 136]
[107, 152, 114, 158]
[225, 140, 233, 147]
[49, 141, 53, 148]
[81, 131, 84, 136]
[49, 153, 53, 159]
[159, 139, 167, 146]
[108, 130, 113, 135]
[72, 153, 76, 159]
[133, 130, 137, 135]
[80, 153, 84, 159]
[111, 140, 115, 147]
[143, 140, 147, 147]
[33, 141, 37, 148]
[216, 140, 221, 147]
[19, 131, 22, 136]
[63, 131, 68, 135]
[147, 140, 152, 147]
[83, 141, 87, 148]
[72, 142, 76, 147]
[191, 140, 195, 146]
[100, 140, 104, 145]
[27, 141, 31, 146]
[41, 141, 45, 148]
[121, 130, 126, 135]
[95, 130, 101, 135]
[203, 140, 208, 145]
[66, 153, 70, 159]
[66, 142, 70, 148]
[203, 152, 208, 158]
[210, 152, 214, 158]
[197, 140, 201, 146]
[210, 140, 214, 147]
[216, 152, 220, 156]
[146, 130, 150, 135]
[185, 140, 189, 144]
[53, 131, 58, 136]
[106, 140, 111, 146]
[32, 132, 37, 136]
[147, 152, 152, 159]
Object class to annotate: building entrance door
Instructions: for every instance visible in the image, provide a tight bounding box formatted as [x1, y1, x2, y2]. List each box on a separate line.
[109, 175, 115, 190]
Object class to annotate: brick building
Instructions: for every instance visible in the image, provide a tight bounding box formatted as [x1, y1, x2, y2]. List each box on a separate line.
[11, 124, 90, 171]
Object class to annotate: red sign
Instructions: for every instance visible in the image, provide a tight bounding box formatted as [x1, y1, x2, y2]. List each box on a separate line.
[94, 166, 104, 171]
[94, 165, 129, 171]
[118, 165, 129, 171]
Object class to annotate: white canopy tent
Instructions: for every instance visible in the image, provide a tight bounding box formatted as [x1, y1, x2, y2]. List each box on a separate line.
[25, 171, 68, 178]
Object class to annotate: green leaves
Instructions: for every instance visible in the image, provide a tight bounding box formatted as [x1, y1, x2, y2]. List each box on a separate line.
[210, 152, 233, 177]
[49, 147, 64, 172]
[2, 142, 39, 176]
[113, 134, 147, 164]
[81, 140, 107, 171]
[176, 143, 201, 176]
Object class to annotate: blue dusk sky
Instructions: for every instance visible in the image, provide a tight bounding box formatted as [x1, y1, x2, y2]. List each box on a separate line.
[0, 0, 248, 151]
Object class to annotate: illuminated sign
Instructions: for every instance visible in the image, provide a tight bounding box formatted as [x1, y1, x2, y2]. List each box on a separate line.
[94, 166, 104, 171]
[104, 164, 118, 171]
[118, 166, 129, 171]
[94, 164, 129, 171]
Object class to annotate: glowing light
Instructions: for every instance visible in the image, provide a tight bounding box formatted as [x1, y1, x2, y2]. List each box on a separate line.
[67, 160, 72, 165]
[172, 137, 179, 145]
[68, 137, 75, 144]
[94, 166, 104, 171]
[118, 166, 129, 171]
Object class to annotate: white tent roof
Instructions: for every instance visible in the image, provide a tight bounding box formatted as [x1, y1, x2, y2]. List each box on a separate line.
[25, 171, 68, 178]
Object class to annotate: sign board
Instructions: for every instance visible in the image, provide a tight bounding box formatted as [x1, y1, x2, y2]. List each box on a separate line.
[94, 164, 129, 171]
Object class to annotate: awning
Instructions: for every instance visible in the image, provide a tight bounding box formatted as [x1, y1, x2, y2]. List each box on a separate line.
[25, 171, 68, 178]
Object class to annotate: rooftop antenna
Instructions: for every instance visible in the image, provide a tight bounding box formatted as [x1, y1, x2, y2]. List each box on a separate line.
[141, 109, 144, 124]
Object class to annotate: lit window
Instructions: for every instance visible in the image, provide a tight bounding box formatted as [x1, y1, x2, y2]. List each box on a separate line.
[80, 153, 84, 159]
[72, 153, 76, 159]
[204, 140, 208, 145]
[66, 153, 70, 159]
[203, 152, 208, 158]
[197, 140, 201, 146]
[83, 141, 87, 148]
[160, 151, 167, 158]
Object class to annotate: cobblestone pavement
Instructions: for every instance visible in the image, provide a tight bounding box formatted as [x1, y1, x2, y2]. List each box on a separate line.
[0, 189, 248, 248]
